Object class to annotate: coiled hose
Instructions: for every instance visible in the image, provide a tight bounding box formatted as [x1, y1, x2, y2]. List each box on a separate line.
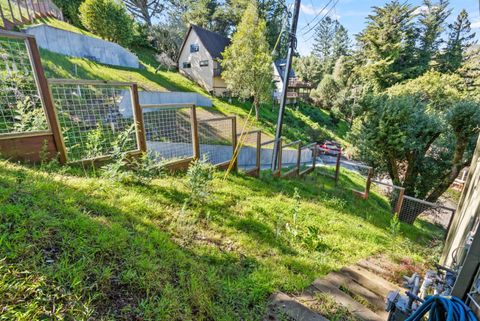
[406, 296, 478, 321]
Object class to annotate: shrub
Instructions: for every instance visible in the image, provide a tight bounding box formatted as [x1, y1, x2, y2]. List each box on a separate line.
[185, 158, 215, 207]
[79, 0, 134, 46]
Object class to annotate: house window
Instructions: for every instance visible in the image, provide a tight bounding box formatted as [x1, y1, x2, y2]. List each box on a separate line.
[199, 60, 209, 67]
[182, 62, 191, 69]
[190, 44, 199, 52]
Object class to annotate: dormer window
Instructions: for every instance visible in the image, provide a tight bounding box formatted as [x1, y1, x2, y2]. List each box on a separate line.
[190, 44, 199, 53]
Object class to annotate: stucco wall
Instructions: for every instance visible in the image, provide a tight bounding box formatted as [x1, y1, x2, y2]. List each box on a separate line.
[25, 25, 140, 68]
[138, 91, 212, 107]
[178, 30, 214, 92]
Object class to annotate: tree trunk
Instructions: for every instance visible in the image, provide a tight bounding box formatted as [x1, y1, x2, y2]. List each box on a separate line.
[253, 97, 260, 121]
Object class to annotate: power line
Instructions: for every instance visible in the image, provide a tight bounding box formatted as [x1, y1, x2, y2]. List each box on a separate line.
[302, 0, 339, 38]
[300, 0, 334, 32]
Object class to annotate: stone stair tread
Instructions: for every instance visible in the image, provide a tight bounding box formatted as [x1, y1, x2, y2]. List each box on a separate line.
[265, 292, 329, 321]
[356, 258, 391, 278]
[340, 265, 403, 298]
[308, 279, 385, 321]
[323, 271, 386, 311]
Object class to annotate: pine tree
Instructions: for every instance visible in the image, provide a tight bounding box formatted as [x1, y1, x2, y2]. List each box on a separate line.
[440, 9, 476, 72]
[312, 16, 335, 60]
[417, 0, 451, 72]
[221, 2, 273, 120]
[332, 24, 350, 60]
[356, 0, 417, 89]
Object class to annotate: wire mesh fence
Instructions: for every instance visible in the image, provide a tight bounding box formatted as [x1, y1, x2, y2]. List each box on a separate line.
[315, 146, 340, 180]
[0, 35, 49, 136]
[142, 104, 194, 162]
[198, 116, 235, 166]
[281, 140, 301, 177]
[236, 130, 260, 175]
[260, 138, 276, 172]
[399, 195, 456, 230]
[371, 180, 405, 213]
[49, 80, 140, 162]
[338, 159, 373, 199]
[299, 143, 315, 176]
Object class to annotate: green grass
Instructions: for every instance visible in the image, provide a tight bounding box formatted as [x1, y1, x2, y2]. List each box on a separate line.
[0, 159, 443, 320]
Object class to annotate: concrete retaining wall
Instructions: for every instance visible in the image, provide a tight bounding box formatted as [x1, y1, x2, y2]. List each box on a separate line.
[146, 142, 313, 168]
[25, 25, 139, 68]
[139, 91, 212, 107]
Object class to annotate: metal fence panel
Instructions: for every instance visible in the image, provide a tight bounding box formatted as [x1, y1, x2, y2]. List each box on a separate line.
[400, 195, 456, 229]
[237, 130, 260, 174]
[0, 35, 49, 136]
[198, 116, 234, 166]
[142, 105, 194, 162]
[49, 80, 140, 162]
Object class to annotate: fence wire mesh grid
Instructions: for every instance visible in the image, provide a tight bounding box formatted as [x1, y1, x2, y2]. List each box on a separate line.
[260, 140, 275, 170]
[50, 82, 138, 162]
[281, 142, 300, 172]
[0, 36, 48, 135]
[198, 118, 233, 165]
[237, 131, 259, 172]
[315, 147, 338, 179]
[399, 196, 455, 229]
[142, 106, 193, 162]
[338, 160, 372, 191]
[299, 144, 314, 170]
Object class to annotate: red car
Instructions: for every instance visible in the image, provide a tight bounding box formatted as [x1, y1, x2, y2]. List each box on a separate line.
[316, 140, 342, 156]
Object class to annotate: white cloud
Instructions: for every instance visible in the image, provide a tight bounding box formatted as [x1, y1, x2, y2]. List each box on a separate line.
[300, 4, 340, 19]
[412, 5, 429, 15]
[472, 21, 480, 29]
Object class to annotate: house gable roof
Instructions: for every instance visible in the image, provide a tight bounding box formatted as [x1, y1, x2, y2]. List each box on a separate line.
[274, 59, 296, 82]
[177, 25, 231, 62]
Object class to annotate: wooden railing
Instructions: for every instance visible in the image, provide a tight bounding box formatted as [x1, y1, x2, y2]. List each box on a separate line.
[0, 0, 63, 30]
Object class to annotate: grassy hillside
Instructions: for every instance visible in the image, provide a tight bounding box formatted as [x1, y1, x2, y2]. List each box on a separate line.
[29, 18, 349, 145]
[0, 160, 441, 320]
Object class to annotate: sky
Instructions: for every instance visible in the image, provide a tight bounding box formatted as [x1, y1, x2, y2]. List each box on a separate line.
[294, 0, 480, 55]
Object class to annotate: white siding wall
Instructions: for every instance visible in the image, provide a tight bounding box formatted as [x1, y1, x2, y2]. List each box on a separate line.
[178, 31, 214, 92]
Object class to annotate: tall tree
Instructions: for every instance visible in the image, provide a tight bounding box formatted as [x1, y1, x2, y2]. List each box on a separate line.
[312, 16, 336, 61]
[356, 0, 417, 89]
[417, 0, 451, 72]
[439, 9, 477, 72]
[221, 2, 273, 120]
[52, 0, 85, 27]
[350, 71, 480, 223]
[293, 55, 323, 85]
[332, 24, 350, 59]
[122, 0, 165, 26]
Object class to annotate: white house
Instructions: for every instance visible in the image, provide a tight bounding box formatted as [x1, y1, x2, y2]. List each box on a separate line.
[273, 59, 313, 104]
[177, 25, 230, 96]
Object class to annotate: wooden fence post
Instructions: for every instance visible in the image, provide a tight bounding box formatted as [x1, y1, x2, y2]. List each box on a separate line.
[395, 187, 405, 215]
[255, 131, 261, 177]
[311, 145, 317, 171]
[130, 83, 147, 153]
[334, 151, 341, 186]
[231, 116, 238, 172]
[26, 36, 68, 164]
[190, 105, 200, 160]
[364, 167, 373, 199]
[296, 142, 302, 176]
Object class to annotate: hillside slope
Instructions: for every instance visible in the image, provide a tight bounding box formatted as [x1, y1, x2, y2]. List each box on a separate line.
[0, 160, 440, 320]
[28, 18, 349, 145]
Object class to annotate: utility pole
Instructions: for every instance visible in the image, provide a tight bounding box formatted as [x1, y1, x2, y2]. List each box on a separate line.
[271, 0, 302, 171]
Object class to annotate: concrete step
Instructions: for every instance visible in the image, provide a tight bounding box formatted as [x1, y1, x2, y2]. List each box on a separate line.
[265, 292, 329, 321]
[340, 265, 403, 298]
[323, 271, 387, 314]
[308, 279, 385, 321]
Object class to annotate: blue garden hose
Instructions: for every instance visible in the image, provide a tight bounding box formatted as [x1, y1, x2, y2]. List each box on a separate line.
[406, 296, 478, 321]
